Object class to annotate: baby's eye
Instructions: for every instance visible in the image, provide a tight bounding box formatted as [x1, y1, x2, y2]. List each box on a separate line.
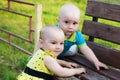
[51, 42, 56, 44]
[60, 42, 64, 45]
[73, 22, 78, 25]
[64, 21, 69, 24]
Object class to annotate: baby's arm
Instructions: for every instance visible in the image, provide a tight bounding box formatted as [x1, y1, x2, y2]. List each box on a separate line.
[57, 59, 79, 68]
[44, 56, 86, 77]
[79, 45, 108, 70]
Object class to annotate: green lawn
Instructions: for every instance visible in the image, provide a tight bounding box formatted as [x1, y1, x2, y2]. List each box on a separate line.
[0, 0, 120, 80]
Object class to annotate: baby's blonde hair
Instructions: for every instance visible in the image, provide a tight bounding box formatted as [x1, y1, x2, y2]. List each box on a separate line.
[59, 4, 80, 18]
[40, 25, 64, 40]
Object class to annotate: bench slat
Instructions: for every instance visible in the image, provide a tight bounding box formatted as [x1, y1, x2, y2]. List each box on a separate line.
[86, 41, 120, 69]
[60, 57, 111, 80]
[64, 55, 120, 80]
[86, 0, 120, 22]
[82, 20, 120, 44]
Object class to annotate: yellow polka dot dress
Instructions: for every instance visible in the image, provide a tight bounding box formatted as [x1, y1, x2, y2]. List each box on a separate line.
[17, 49, 57, 80]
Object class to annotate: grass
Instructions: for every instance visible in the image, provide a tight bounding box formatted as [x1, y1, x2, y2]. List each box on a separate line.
[0, 0, 120, 80]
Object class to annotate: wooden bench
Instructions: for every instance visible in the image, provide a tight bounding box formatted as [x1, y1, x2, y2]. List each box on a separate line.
[54, 0, 120, 80]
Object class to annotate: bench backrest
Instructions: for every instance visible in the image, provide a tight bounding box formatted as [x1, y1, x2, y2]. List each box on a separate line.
[82, 0, 120, 69]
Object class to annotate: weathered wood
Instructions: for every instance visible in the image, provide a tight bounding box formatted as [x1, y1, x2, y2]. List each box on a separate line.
[86, 0, 120, 22]
[64, 55, 120, 80]
[86, 41, 120, 69]
[34, 4, 42, 54]
[79, 0, 120, 79]
[82, 20, 120, 44]
[59, 57, 111, 80]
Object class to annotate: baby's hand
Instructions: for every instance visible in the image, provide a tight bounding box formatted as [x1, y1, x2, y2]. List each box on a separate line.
[94, 61, 109, 70]
[66, 62, 79, 68]
[76, 68, 86, 75]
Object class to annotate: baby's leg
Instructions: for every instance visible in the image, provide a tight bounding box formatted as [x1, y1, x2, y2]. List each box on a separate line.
[65, 45, 77, 56]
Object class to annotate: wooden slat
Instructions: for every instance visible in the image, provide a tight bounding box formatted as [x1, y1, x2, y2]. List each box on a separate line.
[86, 41, 120, 69]
[86, 0, 120, 22]
[59, 57, 111, 80]
[63, 55, 120, 80]
[82, 20, 120, 44]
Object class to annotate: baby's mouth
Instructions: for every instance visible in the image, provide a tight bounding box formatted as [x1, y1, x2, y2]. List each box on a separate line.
[67, 31, 73, 34]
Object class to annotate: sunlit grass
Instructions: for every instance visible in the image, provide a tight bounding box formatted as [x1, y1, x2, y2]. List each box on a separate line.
[0, 1, 87, 80]
[0, 0, 120, 80]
